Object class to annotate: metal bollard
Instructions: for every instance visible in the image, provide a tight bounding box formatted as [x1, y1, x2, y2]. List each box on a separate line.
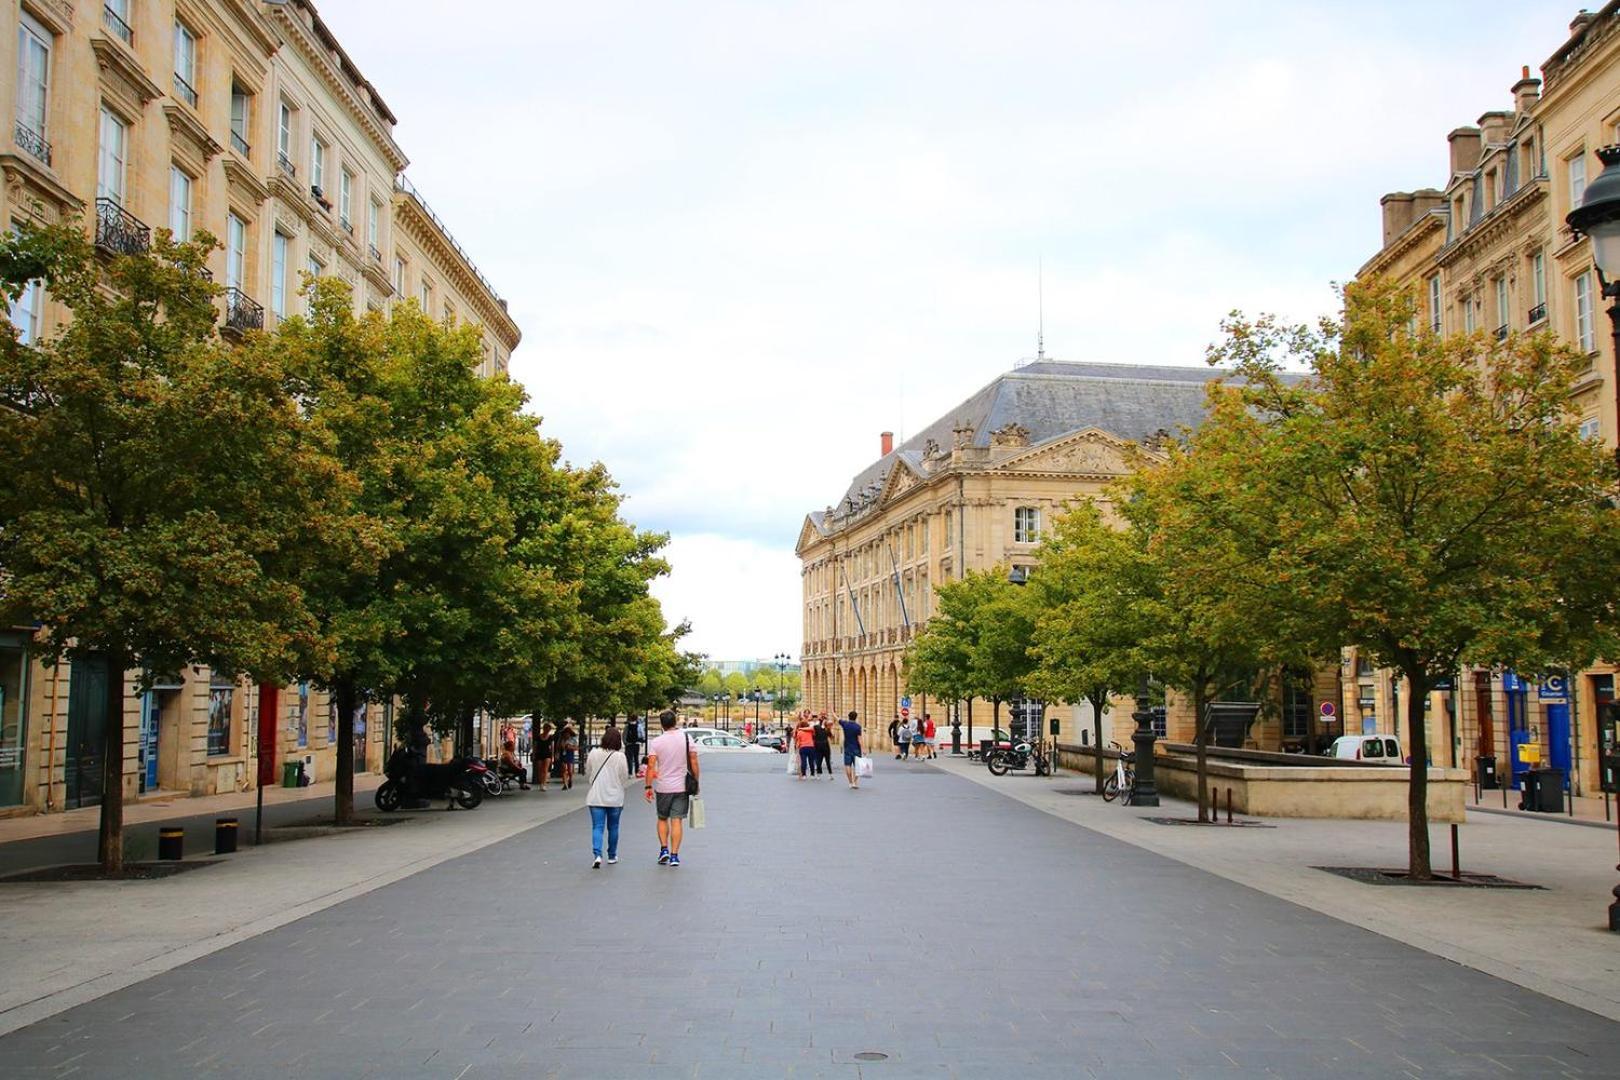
[215, 817, 238, 855]
[158, 826, 184, 861]
[1226, 788, 1233, 825]
[1450, 823, 1461, 881]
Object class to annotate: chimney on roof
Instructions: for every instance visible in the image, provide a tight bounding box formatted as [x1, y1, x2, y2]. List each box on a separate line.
[1380, 192, 1416, 246]
[881, 431, 894, 457]
[1448, 127, 1483, 176]
[1513, 65, 1541, 114]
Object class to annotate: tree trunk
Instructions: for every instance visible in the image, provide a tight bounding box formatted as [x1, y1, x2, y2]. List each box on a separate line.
[1405, 667, 1432, 879]
[333, 677, 357, 825]
[97, 650, 128, 876]
[1194, 684, 1210, 823]
[1088, 690, 1107, 794]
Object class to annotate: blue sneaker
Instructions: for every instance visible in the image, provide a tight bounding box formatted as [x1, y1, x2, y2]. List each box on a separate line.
[658, 847, 670, 865]
[667, 853, 681, 868]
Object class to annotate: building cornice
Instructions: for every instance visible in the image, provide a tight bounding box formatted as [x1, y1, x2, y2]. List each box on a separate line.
[265, 3, 407, 173]
[393, 186, 519, 347]
[1435, 179, 1548, 270]
[0, 152, 83, 220]
[1358, 211, 1446, 279]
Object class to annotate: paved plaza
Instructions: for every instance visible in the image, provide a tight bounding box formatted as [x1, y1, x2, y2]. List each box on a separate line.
[1, 755, 1618, 1078]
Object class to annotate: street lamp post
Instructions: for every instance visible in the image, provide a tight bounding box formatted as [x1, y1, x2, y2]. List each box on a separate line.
[1130, 673, 1161, 807]
[1566, 143, 1620, 931]
[774, 652, 791, 727]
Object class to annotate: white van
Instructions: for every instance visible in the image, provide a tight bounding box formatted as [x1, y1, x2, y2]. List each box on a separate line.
[1325, 734, 1405, 763]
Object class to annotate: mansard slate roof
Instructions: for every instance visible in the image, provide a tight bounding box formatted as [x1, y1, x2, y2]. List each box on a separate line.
[809, 360, 1233, 534]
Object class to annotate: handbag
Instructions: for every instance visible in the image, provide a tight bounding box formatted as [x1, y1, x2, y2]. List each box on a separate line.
[683, 733, 700, 796]
[855, 756, 874, 778]
[689, 794, 707, 829]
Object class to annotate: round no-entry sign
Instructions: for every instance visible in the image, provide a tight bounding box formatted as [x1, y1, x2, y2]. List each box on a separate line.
[1320, 701, 1336, 718]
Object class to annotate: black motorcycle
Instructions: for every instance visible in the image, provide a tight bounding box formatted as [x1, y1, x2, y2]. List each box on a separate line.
[375, 746, 484, 811]
[985, 738, 1051, 777]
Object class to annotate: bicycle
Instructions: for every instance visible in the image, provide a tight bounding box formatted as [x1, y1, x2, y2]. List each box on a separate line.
[1101, 741, 1135, 804]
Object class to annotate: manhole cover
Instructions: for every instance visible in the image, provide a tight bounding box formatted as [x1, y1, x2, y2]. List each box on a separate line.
[853, 1051, 889, 1062]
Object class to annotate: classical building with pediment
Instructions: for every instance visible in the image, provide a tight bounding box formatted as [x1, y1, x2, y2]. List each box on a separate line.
[796, 360, 1228, 744]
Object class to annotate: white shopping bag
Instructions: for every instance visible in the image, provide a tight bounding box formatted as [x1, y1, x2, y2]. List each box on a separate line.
[855, 756, 873, 778]
[786, 751, 796, 775]
[689, 795, 707, 829]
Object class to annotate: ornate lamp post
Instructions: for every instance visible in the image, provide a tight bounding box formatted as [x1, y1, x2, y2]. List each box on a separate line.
[1130, 673, 1160, 807]
[1566, 143, 1620, 931]
[774, 651, 791, 727]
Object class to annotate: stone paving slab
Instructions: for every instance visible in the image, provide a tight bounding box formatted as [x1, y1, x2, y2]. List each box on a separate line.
[0, 756, 1616, 1078]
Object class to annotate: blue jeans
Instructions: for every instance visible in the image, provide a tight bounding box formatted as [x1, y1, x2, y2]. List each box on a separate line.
[589, 805, 622, 858]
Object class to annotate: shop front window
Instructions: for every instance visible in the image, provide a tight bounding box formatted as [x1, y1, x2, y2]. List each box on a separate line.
[0, 636, 30, 806]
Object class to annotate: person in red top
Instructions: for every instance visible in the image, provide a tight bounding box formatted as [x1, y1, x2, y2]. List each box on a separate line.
[923, 713, 938, 759]
[794, 718, 817, 780]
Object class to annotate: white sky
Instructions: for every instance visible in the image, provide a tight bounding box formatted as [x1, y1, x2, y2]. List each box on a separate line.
[322, 0, 1574, 662]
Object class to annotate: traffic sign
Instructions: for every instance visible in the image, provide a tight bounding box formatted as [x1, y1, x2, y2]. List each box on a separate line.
[1319, 701, 1336, 718]
[900, 696, 912, 710]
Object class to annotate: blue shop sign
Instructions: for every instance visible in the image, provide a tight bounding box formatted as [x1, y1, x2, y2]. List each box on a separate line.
[1539, 674, 1569, 701]
[1502, 671, 1525, 692]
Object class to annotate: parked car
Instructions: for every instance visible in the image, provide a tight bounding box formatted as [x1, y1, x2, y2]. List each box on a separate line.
[692, 733, 777, 754]
[1325, 734, 1405, 763]
[752, 732, 787, 752]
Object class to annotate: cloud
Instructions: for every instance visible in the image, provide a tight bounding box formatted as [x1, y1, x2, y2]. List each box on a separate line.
[313, 0, 1574, 659]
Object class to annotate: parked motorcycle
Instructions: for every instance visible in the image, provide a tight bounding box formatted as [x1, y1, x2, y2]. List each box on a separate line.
[985, 738, 1051, 777]
[375, 746, 485, 811]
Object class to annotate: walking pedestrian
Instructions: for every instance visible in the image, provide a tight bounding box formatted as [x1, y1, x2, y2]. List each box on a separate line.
[888, 715, 900, 755]
[923, 713, 937, 760]
[896, 717, 912, 760]
[559, 722, 578, 790]
[585, 728, 630, 868]
[532, 721, 554, 790]
[910, 720, 927, 760]
[811, 715, 831, 777]
[624, 716, 642, 778]
[644, 710, 698, 868]
[839, 710, 864, 790]
[794, 717, 816, 779]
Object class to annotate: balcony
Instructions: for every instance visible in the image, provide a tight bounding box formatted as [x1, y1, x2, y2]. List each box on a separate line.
[230, 130, 249, 157]
[340, 218, 353, 235]
[14, 121, 50, 166]
[277, 151, 296, 179]
[1528, 302, 1547, 325]
[222, 287, 264, 335]
[1494, 324, 1509, 342]
[173, 73, 198, 108]
[103, 4, 133, 45]
[368, 243, 381, 262]
[94, 198, 150, 256]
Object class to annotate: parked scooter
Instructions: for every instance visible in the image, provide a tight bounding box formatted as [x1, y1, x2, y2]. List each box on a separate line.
[375, 746, 485, 810]
[985, 738, 1050, 777]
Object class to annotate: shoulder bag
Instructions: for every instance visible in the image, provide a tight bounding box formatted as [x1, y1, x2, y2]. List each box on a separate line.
[683, 733, 700, 796]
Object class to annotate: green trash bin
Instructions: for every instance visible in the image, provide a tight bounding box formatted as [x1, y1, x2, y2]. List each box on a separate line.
[281, 761, 299, 788]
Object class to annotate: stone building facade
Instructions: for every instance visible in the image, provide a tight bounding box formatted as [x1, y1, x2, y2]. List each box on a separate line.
[1355, 5, 1620, 795]
[796, 360, 1330, 752]
[0, 0, 520, 814]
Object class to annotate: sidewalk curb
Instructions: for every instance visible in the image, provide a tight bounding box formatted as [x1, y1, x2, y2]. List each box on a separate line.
[0, 797, 580, 1038]
[1469, 804, 1616, 831]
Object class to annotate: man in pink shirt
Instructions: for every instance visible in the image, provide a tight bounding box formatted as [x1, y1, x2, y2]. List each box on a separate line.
[643, 710, 699, 867]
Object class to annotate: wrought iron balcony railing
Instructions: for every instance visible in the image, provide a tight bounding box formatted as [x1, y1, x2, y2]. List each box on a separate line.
[230, 130, 249, 157]
[277, 151, 296, 179]
[103, 4, 133, 44]
[222, 287, 264, 334]
[173, 73, 198, 108]
[340, 218, 353, 234]
[14, 121, 50, 166]
[368, 243, 381, 262]
[1494, 324, 1509, 342]
[94, 198, 150, 256]
[1528, 302, 1547, 324]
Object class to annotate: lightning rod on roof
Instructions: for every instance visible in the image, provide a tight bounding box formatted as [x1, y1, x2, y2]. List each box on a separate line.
[1037, 256, 1045, 362]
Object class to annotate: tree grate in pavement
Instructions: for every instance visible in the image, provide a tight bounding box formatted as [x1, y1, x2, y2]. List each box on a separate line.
[1144, 816, 1276, 828]
[1314, 865, 1543, 889]
[0, 859, 225, 883]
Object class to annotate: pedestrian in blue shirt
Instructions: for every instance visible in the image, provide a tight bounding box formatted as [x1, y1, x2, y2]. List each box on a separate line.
[839, 711, 864, 790]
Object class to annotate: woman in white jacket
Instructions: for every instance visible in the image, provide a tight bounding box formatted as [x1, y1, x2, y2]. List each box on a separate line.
[584, 727, 630, 869]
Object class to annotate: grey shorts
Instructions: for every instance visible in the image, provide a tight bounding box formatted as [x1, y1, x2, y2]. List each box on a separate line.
[655, 792, 690, 820]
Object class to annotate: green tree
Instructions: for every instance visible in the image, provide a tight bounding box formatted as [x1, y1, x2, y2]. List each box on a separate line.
[1193, 279, 1620, 875]
[906, 568, 1032, 734]
[1027, 503, 1145, 793]
[0, 223, 342, 871]
[697, 668, 724, 698]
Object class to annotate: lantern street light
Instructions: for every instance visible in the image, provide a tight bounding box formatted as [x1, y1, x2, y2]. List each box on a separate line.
[1563, 144, 1620, 932]
[1566, 144, 1620, 472]
[774, 652, 792, 727]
